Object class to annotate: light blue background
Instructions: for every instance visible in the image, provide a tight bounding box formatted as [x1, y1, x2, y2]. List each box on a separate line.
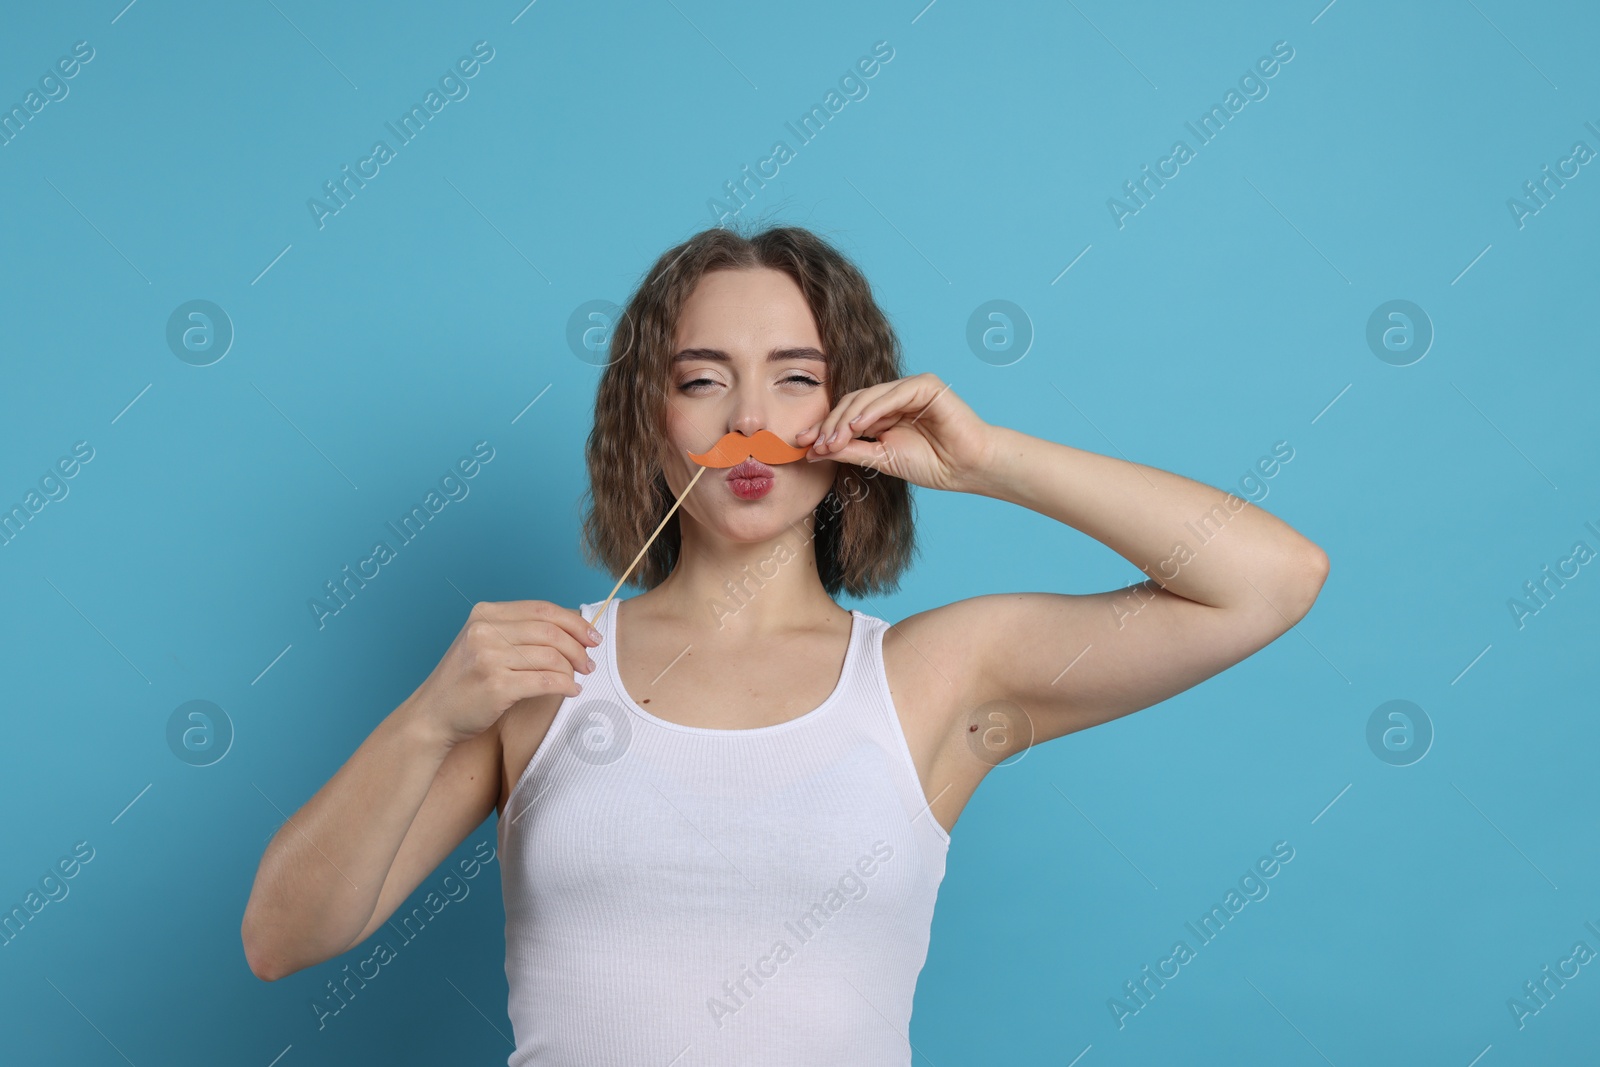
[3, 1, 1597, 1064]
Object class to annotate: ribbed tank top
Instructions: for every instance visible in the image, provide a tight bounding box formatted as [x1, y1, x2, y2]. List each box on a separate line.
[497, 596, 950, 1066]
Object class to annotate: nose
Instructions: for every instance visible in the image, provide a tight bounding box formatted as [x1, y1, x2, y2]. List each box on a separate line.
[726, 394, 769, 440]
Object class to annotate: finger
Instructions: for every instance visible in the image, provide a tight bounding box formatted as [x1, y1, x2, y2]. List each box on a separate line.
[818, 379, 920, 453]
[479, 619, 596, 675]
[503, 667, 583, 702]
[826, 393, 885, 450]
[808, 381, 898, 455]
[796, 393, 858, 452]
[482, 600, 601, 646]
[495, 643, 581, 678]
[821, 435, 898, 472]
[493, 646, 588, 700]
[878, 374, 954, 433]
[846, 406, 906, 442]
[807, 383, 893, 453]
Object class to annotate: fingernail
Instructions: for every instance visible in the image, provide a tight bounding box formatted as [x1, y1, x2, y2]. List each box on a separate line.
[585, 656, 596, 672]
[588, 627, 602, 643]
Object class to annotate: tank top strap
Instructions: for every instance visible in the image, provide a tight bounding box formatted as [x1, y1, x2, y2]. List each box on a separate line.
[849, 611, 953, 847]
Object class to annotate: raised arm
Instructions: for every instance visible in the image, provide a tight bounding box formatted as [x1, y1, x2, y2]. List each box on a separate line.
[797, 373, 1328, 757]
[910, 425, 1327, 750]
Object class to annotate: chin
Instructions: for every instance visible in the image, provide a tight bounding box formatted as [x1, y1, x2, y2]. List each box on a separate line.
[698, 492, 818, 540]
[712, 507, 806, 541]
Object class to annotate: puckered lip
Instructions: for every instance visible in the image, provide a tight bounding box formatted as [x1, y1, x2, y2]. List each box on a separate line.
[726, 459, 774, 480]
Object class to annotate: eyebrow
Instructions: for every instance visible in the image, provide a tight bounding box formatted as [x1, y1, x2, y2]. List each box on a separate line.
[670, 346, 828, 366]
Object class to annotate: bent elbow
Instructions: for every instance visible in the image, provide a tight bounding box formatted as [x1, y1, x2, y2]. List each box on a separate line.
[1305, 543, 1330, 591]
[242, 914, 294, 983]
[244, 942, 281, 983]
[1284, 543, 1330, 622]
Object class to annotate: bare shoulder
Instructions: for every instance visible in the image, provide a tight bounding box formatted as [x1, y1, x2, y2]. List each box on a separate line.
[880, 605, 977, 746]
[880, 595, 1020, 748]
[495, 693, 565, 819]
[877, 598, 1019, 834]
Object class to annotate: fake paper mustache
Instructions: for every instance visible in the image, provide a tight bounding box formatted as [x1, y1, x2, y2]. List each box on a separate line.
[687, 428, 811, 467]
[585, 428, 813, 628]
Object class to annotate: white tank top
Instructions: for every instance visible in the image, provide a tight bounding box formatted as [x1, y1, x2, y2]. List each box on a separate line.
[497, 596, 950, 1066]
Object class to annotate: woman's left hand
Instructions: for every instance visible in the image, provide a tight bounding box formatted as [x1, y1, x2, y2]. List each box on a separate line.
[796, 373, 997, 493]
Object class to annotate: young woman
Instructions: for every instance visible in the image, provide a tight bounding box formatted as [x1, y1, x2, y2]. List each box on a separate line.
[241, 226, 1328, 1065]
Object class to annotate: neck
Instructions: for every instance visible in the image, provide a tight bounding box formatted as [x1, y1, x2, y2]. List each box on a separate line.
[631, 510, 845, 640]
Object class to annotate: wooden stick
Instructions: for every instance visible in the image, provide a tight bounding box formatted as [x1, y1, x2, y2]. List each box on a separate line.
[586, 463, 709, 629]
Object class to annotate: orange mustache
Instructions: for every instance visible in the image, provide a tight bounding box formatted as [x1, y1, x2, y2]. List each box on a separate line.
[687, 429, 811, 467]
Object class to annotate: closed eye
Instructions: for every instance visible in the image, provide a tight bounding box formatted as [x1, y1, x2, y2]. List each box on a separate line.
[678, 374, 822, 393]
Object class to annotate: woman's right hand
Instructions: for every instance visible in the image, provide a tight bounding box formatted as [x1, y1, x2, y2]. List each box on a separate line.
[404, 600, 601, 748]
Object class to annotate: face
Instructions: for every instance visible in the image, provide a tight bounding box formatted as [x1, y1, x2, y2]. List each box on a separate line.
[660, 267, 837, 541]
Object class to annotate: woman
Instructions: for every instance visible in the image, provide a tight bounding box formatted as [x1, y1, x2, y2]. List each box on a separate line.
[241, 225, 1329, 1064]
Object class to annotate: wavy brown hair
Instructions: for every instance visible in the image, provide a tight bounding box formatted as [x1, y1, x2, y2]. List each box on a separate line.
[579, 223, 916, 599]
